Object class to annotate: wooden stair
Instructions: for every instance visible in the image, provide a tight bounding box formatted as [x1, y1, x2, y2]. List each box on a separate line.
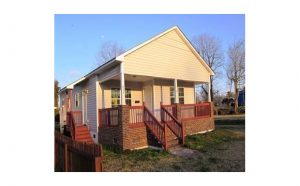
[74, 124, 94, 144]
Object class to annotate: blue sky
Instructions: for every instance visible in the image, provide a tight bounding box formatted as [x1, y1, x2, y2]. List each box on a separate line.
[55, 14, 245, 93]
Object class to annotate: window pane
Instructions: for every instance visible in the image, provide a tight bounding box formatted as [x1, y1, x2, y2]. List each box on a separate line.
[125, 89, 131, 98]
[171, 98, 175, 104]
[170, 87, 174, 97]
[126, 99, 132, 106]
[111, 88, 120, 98]
[111, 98, 120, 107]
[179, 98, 184, 104]
[179, 88, 184, 97]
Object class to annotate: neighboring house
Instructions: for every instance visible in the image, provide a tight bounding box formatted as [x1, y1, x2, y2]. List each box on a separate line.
[58, 26, 215, 150]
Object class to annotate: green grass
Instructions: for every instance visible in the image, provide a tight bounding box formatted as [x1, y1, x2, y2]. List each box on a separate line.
[184, 129, 244, 152]
[102, 127, 245, 172]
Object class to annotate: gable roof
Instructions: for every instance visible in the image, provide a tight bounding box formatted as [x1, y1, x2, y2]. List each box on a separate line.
[60, 26, 214, 90]
[116, 26, 214, 75]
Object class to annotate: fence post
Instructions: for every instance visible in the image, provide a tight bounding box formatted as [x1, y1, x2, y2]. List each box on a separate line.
[55, 140, 58, 169]
[164, 123, 168, 150]
[181, 122, 185, 144]
[94, 157, 102, 172]
[64, 143, 68, 172]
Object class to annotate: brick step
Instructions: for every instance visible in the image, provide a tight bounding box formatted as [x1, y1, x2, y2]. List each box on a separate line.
[75, 130, 90, 134]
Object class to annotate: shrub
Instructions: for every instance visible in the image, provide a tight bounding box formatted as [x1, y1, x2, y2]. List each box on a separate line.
[238, 106, 245, 114]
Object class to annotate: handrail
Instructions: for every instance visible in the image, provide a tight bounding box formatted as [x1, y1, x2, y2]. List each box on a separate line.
[143, 106, 166, 149]
[161, 106, 183, 140]
[67, 112, 76, 140]
[98, 107, 119, 127]
[180, 102, 211, 119]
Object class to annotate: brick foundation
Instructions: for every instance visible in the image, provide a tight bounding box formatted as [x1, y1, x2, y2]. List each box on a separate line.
[98, 104, 215, 151]
[184, 117, 215, 135]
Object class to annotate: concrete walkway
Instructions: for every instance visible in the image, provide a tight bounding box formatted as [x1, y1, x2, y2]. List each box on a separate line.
[168, 146, 201, 158]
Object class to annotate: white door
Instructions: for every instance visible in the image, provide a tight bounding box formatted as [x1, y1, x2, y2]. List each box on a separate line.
[82, 91, 88, 125]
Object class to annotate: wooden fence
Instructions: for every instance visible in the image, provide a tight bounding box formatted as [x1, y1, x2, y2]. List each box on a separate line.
[55, 131, 103, 172]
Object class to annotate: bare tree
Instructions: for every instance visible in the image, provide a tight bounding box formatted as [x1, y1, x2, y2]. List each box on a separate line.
[193, 34, 224, 101]
[96, 41, 126, 65]
[226, 39, 245, 114]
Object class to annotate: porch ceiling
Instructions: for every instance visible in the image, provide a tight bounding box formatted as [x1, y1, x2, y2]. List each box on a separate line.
[110, 74, 208, 84]
[111, 74, 154, 82]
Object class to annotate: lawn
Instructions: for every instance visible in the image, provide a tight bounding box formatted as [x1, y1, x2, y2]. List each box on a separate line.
[103, 123, 245, 172]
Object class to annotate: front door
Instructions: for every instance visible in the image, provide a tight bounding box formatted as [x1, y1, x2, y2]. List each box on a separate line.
[82, 91, 88, 125]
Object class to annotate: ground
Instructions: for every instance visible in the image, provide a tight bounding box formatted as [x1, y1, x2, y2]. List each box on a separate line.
[102, 116, 245, 172]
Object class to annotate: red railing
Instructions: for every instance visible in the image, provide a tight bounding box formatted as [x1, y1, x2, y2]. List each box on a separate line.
[66, 112, 76, 140]
[98, 107, 119, 127]
[180, 102, 211, 120]
[129, 106, 144, 125]
[162, 104, 177, 119]
[71, 111, 82, 124]
[143, 106, 167, 149]
[161, 106, 184, 144]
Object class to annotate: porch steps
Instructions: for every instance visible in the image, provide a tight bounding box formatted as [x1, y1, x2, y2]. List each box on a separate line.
[74, 125, 94, 144]
[167, 138, 180, 149]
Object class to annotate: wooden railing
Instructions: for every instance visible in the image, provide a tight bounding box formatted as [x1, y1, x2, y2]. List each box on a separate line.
[71, 111, 82, 124]
[143, 106, 167, 149]
[55, 131, 103, 172]
[180, 102, 211, 120]
[162, 104, 177, 119]
[66, 112, 76, 140]
[98, 107, 119, 127]
[161, 106, 184, 144]
[129, 106, 144, 125]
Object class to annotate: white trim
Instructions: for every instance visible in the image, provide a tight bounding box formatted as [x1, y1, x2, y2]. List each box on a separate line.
[96, 75, 99, 132]
[208, 81, 211, 102]
[120, 62, 126, 105]
[116, 26, 214, 75]
[174, 79, 179, 103]
[152, 79, 155, 112]
[194, 82, 196, 103]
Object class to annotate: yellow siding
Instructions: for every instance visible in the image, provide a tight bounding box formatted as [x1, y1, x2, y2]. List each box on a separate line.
[184, 87, 195, 104]
[124, 30, 210, 82]
[161, 86, 171, 105]
[101, 80, 143, 108]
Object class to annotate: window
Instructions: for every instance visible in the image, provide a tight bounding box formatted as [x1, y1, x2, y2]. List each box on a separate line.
[170, 87, 175, 104]
[170, 87, 184, 104]
[125, 89, 132, 106]
[111, 88, 120, 108]
[75, 93, 80, 108]
[178, 87, 184, 104]
[111, 88, 131, 107]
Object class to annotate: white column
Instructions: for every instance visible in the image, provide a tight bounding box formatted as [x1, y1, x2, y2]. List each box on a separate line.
[207, 82, 211, 102]
[120, 62, 126, 105]
[174, 79, 179, 103]
[194, 82, 197, 103]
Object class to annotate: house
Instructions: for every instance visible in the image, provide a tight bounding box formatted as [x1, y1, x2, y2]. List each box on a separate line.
[58, 26, 215, 150]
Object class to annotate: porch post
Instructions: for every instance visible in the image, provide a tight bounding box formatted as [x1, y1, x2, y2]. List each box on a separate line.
[174, 79, 179, 104]
[207, 81, 211, 102]
[194, 82, 197, 103]
[120, 62, 126, 105]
